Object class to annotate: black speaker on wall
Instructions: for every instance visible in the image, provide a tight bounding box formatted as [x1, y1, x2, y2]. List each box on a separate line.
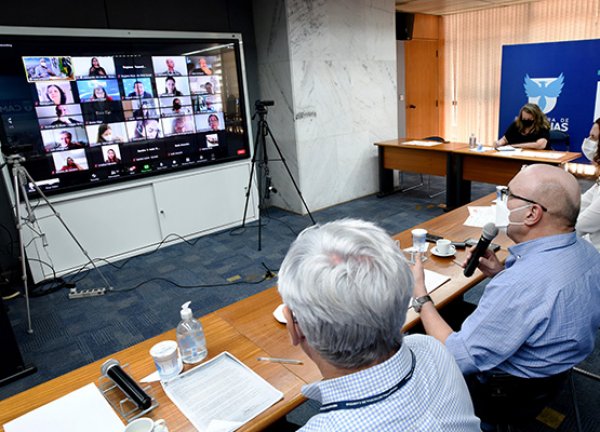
[396, 12, 415, 40]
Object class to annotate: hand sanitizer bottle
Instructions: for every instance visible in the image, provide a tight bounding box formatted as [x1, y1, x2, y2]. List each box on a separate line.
[176, 301, 207, 364]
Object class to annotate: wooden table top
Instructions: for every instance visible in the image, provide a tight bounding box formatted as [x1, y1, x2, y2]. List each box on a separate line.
[451, 146, 581, 164]
[374, 138, 468, 152]
[374, 138, 581, 164]
[0, 193, 511, 431]
[0, 314, 306, 432]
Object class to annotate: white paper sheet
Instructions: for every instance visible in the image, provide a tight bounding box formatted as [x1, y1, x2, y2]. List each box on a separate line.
[424, 268, 450, 293]
[464, 206, 496, 227]
[4, 383, 124, 432]
[402, 140, 443, 147]
[162, 352, 283, 432]
[409, 269, 451, 309]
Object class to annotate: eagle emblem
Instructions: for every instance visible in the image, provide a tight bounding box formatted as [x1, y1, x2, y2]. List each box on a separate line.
[523, 73, 564, 114]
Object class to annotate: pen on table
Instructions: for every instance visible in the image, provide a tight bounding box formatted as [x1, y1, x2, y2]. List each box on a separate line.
[257, 356, 303, 365]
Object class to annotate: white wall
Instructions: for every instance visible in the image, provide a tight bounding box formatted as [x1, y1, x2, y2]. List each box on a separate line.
[253, 0, 398, 213]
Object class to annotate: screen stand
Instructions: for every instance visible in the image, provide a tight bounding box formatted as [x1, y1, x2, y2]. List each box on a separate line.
[6, 155, 114, 334]
[240, 101, 316, 251]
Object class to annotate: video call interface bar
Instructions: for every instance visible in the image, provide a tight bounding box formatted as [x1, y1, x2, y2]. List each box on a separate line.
[21, 53, 233, 178]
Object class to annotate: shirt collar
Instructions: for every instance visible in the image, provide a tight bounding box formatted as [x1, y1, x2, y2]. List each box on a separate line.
[506, 231, 576, 268]
[302, 342, 413, 405]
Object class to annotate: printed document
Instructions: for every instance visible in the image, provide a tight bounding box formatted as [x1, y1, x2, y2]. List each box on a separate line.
[4, 383, 123, 432]
[162, 351, 283, 432]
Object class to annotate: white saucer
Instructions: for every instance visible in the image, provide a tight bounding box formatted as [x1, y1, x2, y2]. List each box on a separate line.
[273, 304, 287, 324]
[431, 245, 456, 257]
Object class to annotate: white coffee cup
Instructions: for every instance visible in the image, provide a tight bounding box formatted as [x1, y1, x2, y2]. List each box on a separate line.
[411, 228, 428, 253]
[149, 340, 182, 381]
[436, 239, 452, 255]
[124, 417, 168, 432]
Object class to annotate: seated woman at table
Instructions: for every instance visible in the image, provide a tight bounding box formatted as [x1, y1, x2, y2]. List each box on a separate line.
[493, 103, 550, 149]
[576, 118, 600, 252]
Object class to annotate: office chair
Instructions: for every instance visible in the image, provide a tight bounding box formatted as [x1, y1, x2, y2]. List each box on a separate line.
[399, 136, 446, 198]
[548, 130, 570, 151]
[467, 368, 582, 432]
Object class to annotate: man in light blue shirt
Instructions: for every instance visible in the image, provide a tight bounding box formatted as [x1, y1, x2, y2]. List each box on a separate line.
[412, 164, 600, 423]
[278, 219, 480, 431]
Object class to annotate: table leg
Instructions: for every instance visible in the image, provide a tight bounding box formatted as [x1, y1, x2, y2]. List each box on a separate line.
[377, 146, 395, 197]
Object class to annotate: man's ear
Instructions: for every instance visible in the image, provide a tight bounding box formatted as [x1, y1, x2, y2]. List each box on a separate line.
[283, 305, 304, 346]
[524, 203, 544, 226]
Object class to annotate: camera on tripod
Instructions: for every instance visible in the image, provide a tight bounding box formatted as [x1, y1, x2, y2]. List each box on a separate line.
[254, 100, 274, 115]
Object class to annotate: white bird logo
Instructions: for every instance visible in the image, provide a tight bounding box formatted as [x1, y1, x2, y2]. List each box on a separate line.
[523, 73, 564, 114]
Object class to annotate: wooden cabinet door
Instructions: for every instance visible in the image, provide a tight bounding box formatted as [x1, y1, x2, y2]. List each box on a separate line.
[405, 39, 439, 139]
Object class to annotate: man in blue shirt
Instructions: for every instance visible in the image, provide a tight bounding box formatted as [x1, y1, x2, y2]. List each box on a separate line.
[412, 164, 600, 424]
[277, 219, 480, 431]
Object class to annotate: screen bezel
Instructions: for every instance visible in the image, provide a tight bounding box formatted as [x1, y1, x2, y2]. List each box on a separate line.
[0, 26, 254, 200]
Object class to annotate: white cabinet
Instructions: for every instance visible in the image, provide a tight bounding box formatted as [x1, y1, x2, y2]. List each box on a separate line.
[23, 162, 257, 283]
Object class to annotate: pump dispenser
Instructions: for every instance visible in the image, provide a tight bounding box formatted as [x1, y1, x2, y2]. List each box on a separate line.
[176, 301, 207, 364]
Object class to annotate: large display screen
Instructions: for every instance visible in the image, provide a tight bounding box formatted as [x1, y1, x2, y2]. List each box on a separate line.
[0, 29, 251, 197]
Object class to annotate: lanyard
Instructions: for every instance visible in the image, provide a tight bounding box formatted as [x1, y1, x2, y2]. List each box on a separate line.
[319, 349, 416, 413]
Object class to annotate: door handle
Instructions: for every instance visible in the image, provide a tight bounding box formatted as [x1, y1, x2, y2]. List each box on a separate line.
[408, 104, 416, 109]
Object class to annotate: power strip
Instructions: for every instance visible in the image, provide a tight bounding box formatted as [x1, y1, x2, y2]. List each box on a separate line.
[68, 287, 106, 299]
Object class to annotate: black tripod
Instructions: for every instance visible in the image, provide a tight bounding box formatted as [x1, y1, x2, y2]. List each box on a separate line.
[241, 100, 315, 250]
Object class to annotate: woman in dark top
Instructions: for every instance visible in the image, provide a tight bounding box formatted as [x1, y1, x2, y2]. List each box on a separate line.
[88, 57, 107, 77]
[494, 103, 550, 149]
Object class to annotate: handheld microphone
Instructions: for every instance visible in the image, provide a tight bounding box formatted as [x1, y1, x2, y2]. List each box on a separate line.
[101, 359, 151, 410]
[463, 222, 499, 277]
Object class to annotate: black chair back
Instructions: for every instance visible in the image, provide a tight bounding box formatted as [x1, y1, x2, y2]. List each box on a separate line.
[549, 130, 570, 151]
[421, 136, 447, 143]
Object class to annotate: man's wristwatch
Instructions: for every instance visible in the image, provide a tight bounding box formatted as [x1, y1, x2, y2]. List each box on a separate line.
[412, 295, 434, 313]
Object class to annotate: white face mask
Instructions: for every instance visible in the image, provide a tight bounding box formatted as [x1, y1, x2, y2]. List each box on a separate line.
[495, 199, 531, 233]
[582, 137, 598, 161]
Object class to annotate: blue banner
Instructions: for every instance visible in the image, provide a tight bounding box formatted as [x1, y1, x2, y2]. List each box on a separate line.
[499, 39, 600, 161]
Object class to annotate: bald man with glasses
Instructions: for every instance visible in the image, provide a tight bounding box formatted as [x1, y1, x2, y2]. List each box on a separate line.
[412, 164, 600, 427]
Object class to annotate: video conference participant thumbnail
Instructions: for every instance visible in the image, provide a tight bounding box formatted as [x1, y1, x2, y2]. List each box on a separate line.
[72, 56, 116, 79]
[194, 112, 224, 132]
[34, 82, 77, 106]
[152, 56, 187, 77]
[76, 80, 121, 102]
[51, 149, 89, 173]
[41, 127, 89, 152]
[122, 99, 160, 121]
[36, 104, 83, 128]
[158, 76, 190, 97]
[164, 139, 197, 165]
[122, 78, 155, 99]
[23, 56, 74, 81]
[187, 56, 218, 76]
[113, 55, 154, 79]
[81, 100, 125, 125]
[192, 94, 222, 114]
[162, 115, 195, 137]
[189, 76, 219, 95]
[125, 118, 163, 141]
[159, 96, 193, 117]
[86, 122, 128, 146]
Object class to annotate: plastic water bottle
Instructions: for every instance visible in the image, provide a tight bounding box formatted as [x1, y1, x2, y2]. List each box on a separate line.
[469, 133, 477, 149]
[176, 301, 207, 364]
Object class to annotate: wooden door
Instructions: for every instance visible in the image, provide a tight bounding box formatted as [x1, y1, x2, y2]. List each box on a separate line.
[405, 39, 439, 139]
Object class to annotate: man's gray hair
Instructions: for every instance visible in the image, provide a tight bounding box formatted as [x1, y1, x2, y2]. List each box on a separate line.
[278, 219, 413, 369]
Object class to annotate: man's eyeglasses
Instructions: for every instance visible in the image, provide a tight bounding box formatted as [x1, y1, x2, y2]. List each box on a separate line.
[501, 187, 548, 212]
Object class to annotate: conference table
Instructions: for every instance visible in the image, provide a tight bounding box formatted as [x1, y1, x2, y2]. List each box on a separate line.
[375, 138, 581, 209]
[0, 193, 511, 432]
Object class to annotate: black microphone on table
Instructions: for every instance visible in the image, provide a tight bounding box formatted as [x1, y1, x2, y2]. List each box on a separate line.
[101, 359, 152, 410]
[463, 222, 499, 277]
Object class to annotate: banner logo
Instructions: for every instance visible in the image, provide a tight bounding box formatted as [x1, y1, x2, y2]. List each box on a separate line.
[523, 73, 564, 114]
